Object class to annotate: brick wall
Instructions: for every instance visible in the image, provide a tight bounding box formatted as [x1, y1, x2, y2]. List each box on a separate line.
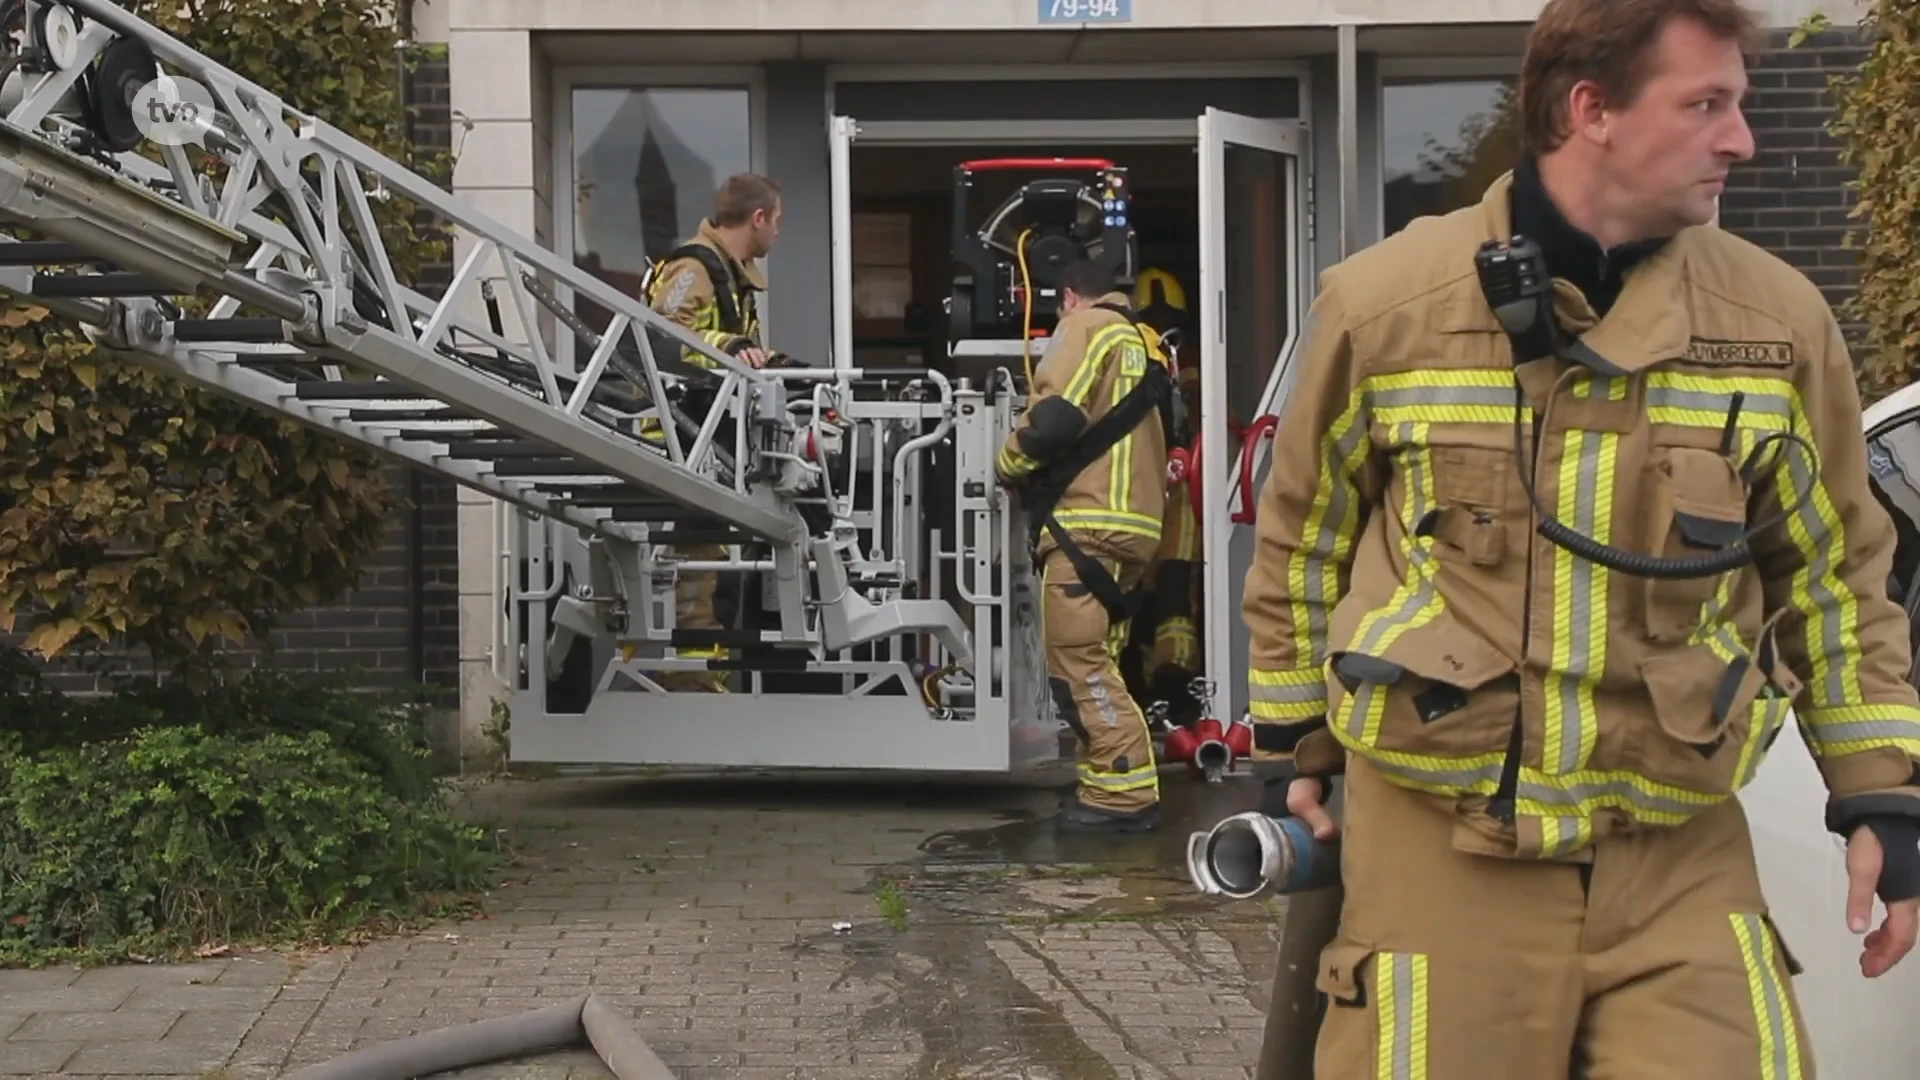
[1718, 27, 1869, 330]
[1, 47, 463, 697]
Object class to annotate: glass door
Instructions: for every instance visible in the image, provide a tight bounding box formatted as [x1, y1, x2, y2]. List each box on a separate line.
[1196, 107, 1308, 720]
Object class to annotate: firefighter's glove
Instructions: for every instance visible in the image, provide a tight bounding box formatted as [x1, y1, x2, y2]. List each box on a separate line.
[1863, 816, 1920, 904]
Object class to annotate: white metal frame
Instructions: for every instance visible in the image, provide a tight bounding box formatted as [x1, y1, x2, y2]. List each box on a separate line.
[1197, 106, 1309, 717]
[1372, 55, 1522, 246]
[550, 65, 771, 370]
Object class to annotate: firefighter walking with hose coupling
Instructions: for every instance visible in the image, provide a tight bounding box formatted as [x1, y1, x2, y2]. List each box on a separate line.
[1243, 1, 1920, 1075]
[998, 258, 1177, 834]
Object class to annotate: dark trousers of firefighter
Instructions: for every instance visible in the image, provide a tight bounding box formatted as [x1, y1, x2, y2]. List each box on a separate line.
[1040, 536, 1159, 814]
[1312, 755, 1813, 1080]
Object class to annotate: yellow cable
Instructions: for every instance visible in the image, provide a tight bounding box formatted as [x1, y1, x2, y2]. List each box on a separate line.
[1015, 228, 1035, 386]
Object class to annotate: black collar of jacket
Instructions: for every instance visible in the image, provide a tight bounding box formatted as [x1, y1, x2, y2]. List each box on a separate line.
[1509, 155, 1670, 317]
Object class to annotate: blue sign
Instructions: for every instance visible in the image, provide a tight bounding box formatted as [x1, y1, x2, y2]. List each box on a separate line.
[1038, 0, 1131, 24]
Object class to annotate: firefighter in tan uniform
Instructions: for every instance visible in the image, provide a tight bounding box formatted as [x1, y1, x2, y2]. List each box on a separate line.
[643, 174, 784, 692]
[1244, 2, 1920, 1076]
[1131, 268, 1205, 718]
[998, 259, 1174, 833]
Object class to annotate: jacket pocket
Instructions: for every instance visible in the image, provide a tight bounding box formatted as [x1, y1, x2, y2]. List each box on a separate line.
[1315, 933, 1378, 1008]
[1429, 427, 1518, 513]
[1636, 609, 1797, 798]
[1643, 446, 1750, 644]
[1327, 604, 1519, 760]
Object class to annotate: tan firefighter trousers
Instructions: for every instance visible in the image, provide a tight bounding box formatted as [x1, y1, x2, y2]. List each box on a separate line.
[659, 542, 727, 693]
[1312, 755, 1814, 1079]
[1040, 537, 1160, 814]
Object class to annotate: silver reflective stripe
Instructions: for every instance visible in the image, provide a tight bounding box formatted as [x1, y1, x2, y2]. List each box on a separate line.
[1375, 951, 1430, 1079]
[1730, 912, 1803, 1080]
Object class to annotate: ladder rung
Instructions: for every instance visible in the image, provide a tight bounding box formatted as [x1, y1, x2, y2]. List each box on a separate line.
[610, 505, 718, 522]
[296, 380, 427, 400]
[444, 439, 560, 460]
[32, 271, 172, 297]
[173, 317, 285, 343]
[0, 241, 103, 266]
[653, 529, 753, 546]
[488, 458, 612, 477]
[349, 408, 479, 422]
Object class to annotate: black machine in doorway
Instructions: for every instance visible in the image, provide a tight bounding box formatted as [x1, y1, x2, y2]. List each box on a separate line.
[841, 141, 1201, 374]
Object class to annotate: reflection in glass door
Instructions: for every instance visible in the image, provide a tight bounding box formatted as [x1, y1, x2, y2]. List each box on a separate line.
[564, 86, 752, 368]
[1197, 108, 1305, 722]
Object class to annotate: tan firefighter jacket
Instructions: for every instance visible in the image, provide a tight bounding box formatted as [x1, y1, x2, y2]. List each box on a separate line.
[1242, 172, 1920, 861]
[645, 218, 766, 369]
[1152, 362, 1203, 669]
[997, 292, 1169, 556]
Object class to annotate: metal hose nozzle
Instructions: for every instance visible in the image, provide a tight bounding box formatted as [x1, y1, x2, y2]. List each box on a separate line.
[1187, 812, 1341, 901]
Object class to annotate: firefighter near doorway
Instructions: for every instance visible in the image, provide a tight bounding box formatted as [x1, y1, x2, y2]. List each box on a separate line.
[1184, 1, 1920, 1076]
[639, 173, 795, 692]
[996, 257, 1177, 833]
[1124, 267, 1205, 726]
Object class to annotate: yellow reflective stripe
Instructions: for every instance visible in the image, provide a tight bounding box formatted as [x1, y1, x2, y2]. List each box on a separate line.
[1647, 371, 1859, 710]
[1249, 665, 1329, 721]
[1575, 372, 1631, 401]
[1542, 428, 1615, 810]
[1362, 367, 1531, 428]
[998, 443, 1038, 479]
[1730, 912, 1805, 1080]
[1327, 729, 1729, 831]
[1076, 762, 1159, 792]
[1735, 696, 1792, 790]
[1289, 386, 1371, 664]
[1337, 425, 1439, 747]
[1373, 952, 1430, 1080]
[1052, 508, 1162, 540]
[1108, 337, 1143, 524]
[1288, 369, 1522, 669]
[1061, 322, 1137, 407]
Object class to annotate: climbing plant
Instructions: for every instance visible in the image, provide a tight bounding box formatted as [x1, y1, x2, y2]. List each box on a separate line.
[0, 0, 451, 672]
[1819, 3, 1920, 397]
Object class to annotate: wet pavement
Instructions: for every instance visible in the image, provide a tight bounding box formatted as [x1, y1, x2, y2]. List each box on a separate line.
[0, 761, 1290, 1078]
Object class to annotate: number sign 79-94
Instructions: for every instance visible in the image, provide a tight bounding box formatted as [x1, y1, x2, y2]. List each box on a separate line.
[1038, 0, 1132, 24]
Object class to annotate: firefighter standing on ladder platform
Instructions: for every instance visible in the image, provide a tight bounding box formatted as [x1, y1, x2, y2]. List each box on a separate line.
[642, 174, 785, 692]
[1244, 2, 1920, 1075]
[998, 259, 1175, 834]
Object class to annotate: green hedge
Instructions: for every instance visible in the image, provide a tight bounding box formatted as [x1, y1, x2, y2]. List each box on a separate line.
[0, 656, 500, 965]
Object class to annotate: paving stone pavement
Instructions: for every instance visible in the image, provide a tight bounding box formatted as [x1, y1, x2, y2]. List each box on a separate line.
[0, 765, 1290, 1079]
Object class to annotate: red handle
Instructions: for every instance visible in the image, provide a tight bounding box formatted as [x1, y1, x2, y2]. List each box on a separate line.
[959, 157, 1116, 173]
[1231, 415, 1280, 525]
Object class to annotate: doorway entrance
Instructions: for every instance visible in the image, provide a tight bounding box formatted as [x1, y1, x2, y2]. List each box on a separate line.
[828, 109, 1311, 720]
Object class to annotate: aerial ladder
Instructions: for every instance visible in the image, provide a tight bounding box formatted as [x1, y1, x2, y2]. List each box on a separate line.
[0, 0, 1057, 772]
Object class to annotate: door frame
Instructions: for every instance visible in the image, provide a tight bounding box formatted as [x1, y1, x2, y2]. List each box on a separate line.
[1196, 106, 1312, 719]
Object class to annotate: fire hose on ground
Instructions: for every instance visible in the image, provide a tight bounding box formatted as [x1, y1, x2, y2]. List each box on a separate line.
[281, 993, 678, 1080]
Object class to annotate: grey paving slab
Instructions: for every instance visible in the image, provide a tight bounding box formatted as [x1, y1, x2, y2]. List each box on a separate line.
[1, 765, 1287, 1078]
